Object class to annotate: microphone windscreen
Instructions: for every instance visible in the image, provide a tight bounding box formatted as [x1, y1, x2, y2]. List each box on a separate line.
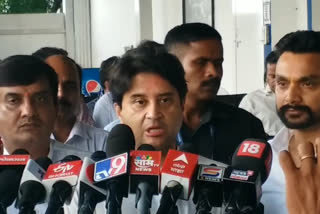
[59, 155, 81, 163]
[12, 149, 29, 155]
[35, 157, 52, 171]
[106, 124, 135, 157]
[138, 144, 155, 151]
[16, 180, 46, 207]
[231, 138, 272, 184]
[0, 169, 22, 207]
[91, 151, 107, 162]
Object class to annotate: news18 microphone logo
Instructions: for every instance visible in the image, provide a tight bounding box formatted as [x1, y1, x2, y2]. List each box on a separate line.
[229, 169, 255, 181]
[130, 150, 161, 175]
[94, 153, 128, 182]
[236, 140, 266, 158]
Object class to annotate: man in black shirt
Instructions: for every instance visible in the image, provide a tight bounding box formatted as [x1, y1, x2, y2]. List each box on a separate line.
[165, 23, 267, 164]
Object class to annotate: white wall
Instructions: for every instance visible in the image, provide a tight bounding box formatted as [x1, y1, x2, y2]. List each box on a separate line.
[271, 0, 308, 47]
[215, 0, 264, 94]
[0, 14, 66, 60]
[152, 0, 183, 43]
[90, 0, 139, 67]
[312, 0, 320, 30]
[215, 0, 237, 93]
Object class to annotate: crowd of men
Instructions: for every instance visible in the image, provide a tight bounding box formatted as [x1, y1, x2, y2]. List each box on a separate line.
[0, 22, 320, 214]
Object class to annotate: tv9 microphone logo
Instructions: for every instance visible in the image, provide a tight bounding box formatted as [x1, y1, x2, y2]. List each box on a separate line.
[94, 153, 128, 182]
[237, 140, 266, 158]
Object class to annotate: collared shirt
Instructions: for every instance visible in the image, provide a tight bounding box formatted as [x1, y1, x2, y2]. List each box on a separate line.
[239, 88, 284, 137]
[261, 127, 292, 214]
[178, 110, 215, 159]
[104, 119, 120, 132]
[51, 120, 109, 153]
[93, 93, 118, 128]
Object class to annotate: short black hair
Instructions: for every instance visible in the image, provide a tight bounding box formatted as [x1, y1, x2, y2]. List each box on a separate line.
[110, 40, 187, 107]
[275, 30, 320, 57]
[99, 56, 119, 88]
[164, 22, 222, 52]
[273, 32, 294, 52]
[32, 47, 68, 61]
[264, 51, 278, 83]
[0, 55, 58, 104]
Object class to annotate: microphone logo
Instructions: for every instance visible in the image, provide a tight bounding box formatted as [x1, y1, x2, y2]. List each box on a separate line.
[236, 141, 266, 158]
[130, 150, 161, 175]
[53, 163, 74, 173]
[173, 154, 188, 164]
[94, 153, 128, 182]
[44, 160, 83, 180]
[135, 155, 154, 169]
[229, 169, 255, 181]
[198, 165, 224, 182]
[0, 155, 30, 165]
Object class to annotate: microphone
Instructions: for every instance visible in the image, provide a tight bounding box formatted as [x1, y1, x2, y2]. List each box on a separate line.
[223, 138, 272, 213]
[193, 164, 226, 214]
[78, 151, 107, 214]
[15, 157, 52, 214]
[43, 155, 83, 214]
[157, 149, 198, 214]
[93, 124, 135, 214]
[129, 144, 161, 214]
[0, 149, 30, 213]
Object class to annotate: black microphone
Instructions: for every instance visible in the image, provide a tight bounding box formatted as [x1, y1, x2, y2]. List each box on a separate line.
[129, 144, 161, 214]
[0, 149, 29, 213]
[93, 124, 135, 214]
[223, 138, 272, 214]
[193, 164, 226, 214]
[78, 151, 107, 214]
[157, 150, 198, 214]
[15, 157, 52, 214]
[43, 155, 82, 214]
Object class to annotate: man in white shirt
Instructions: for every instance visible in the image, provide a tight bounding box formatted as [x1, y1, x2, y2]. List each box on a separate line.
[93, 56, 119, 128]
[261, 31, 320, 214]
[239, 51, 284, 138]
[44, 55, 108, 152]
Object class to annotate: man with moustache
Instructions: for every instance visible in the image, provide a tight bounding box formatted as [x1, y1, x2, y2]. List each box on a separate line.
[0, 55, 91, 213]
[44, 54, 108, 152]
[261, 31, 320, 214]
[164, 23, 267, 164]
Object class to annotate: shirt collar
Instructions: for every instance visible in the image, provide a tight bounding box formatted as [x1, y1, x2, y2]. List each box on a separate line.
[265, 84, 274, 96]
[269, 126, 293, 152]
[67, 120, 88, 141]
[51, 120, 89, 142]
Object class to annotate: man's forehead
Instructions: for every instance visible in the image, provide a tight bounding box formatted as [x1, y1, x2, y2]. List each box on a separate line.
[0, 79, 50, 95]
[126, 73, 178, 96]
[276, 52, 320, 78]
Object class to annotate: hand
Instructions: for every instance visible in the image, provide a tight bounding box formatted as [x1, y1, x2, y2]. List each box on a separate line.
[279, 140, 320, 214]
